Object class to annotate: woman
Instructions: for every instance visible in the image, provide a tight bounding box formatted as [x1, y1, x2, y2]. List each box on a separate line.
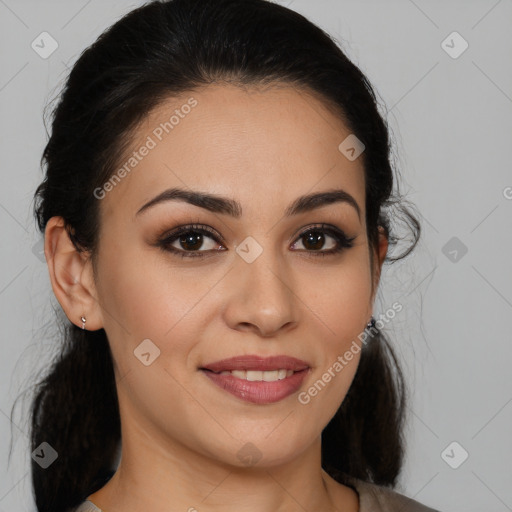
[29, 0, 440, 511]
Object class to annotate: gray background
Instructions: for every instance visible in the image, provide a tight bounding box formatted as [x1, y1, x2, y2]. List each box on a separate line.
[1, 0, 511, 511]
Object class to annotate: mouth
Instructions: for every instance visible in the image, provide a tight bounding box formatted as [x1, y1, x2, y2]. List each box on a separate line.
[199, 355, 311, 404]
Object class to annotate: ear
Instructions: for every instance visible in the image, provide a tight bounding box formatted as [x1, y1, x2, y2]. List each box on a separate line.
[370, 225, 389, 305]
[44, 216, 104, 331]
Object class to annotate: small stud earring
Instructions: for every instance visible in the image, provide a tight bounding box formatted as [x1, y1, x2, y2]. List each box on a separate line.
[81, 316, 86, 330]
[366, 316, 376, 329]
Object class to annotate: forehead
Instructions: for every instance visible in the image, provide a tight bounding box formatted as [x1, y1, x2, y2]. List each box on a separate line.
[98, 83, 366, 224]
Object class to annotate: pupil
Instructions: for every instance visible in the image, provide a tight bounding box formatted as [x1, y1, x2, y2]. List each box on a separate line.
[304, 231, 324, 250]
[180, 233, 202, 251]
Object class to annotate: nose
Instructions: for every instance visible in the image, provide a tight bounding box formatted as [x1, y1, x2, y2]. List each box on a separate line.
[222, 248, 299, 338]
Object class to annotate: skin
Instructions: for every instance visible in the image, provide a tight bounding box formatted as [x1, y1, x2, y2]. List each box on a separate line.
[45, 83, 388, 512]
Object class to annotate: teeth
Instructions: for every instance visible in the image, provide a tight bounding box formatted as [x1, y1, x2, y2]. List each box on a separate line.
[262, 370, 278, 382]
[217, 369, 295, 381]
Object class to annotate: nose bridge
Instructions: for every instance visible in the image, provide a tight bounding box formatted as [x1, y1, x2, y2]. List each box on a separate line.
[224, 237, 298, 335]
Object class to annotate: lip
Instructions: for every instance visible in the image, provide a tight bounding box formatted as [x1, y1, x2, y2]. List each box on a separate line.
[199, 355, 311, 404]
[201, 368, 310, 404]
[200, 355, 310, 373]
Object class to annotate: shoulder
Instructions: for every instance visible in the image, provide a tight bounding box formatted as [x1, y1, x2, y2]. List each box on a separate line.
[68, 500, 102, 512]
[344, 475, 442, 512]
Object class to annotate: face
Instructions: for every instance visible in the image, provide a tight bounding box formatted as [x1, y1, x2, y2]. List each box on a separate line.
[75, 83, 386, 468]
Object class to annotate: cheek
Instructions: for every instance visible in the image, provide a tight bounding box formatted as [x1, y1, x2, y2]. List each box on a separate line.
[96, 243, 196, 334]
[309, 254, 372, 340]
[301, 254, 370, 403]
[297, 352, 361, 439]
[95, 244, 220, 389]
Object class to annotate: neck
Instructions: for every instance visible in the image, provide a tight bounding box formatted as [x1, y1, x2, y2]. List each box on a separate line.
[87, 432, 358, 512]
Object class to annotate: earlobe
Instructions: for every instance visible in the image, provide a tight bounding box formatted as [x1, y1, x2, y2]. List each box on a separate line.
[44, 216, 103, 331]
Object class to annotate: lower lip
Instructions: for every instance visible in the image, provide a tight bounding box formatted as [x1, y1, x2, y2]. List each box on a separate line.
[200, 369, 310, 404]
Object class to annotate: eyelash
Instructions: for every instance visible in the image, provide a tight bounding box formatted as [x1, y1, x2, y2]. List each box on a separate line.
[157, 223, 356, 259]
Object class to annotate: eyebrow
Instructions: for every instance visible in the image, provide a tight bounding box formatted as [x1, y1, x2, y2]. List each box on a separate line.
[135, 187, 361, 220]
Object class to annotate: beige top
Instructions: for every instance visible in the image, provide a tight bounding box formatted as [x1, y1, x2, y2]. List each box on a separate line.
[71, 475, 441, 511]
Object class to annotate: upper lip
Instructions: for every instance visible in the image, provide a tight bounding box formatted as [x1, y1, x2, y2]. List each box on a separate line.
[201, 355, 310, 373]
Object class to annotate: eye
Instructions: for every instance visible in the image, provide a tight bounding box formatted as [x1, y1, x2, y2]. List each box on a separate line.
[290, 224, 356, 257]
[157, 223, 356, 259]
[157, 223, 225, 258]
